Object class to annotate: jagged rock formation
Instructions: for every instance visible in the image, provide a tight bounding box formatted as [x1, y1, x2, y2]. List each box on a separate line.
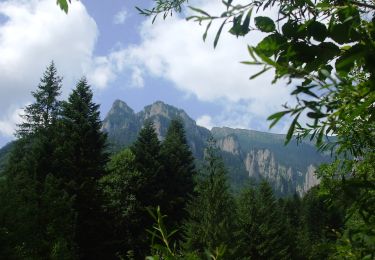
[102, 100, 210, 159]
[101, 100, 330, 196]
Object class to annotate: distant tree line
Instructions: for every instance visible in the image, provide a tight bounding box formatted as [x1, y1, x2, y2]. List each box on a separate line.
[0, 64, 371, 259]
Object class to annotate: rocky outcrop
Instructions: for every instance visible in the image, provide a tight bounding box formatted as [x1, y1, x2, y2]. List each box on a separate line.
[217, 135, 240, 155]
[296, 165, 320, 195]
[101, 99, 329, 196]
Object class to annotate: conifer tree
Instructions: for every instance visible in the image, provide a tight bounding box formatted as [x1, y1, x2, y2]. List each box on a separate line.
[131, 120, 164, 207]
[160, 118, 196, 230]
[17, 61, 62, 137]
[0, 63, 76, 259]
[237, 181, 291, 259]
[58, 78, 109, 259]
[129, 120, 165, 257]
[183, 138, 236, 258]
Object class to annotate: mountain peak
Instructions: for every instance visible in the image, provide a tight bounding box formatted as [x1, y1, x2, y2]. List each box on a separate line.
[110, 99, 134, 115]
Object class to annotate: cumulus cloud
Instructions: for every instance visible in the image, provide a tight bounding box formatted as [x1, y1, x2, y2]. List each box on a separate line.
[100, 0, 294, 132]
[0, 0, 99, 138]
[196, 115, 214, 130]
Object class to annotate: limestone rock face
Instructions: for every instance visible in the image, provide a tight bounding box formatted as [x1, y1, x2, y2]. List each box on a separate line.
[217, 135, 240, 155]
[296, 165, 320, 195]
[100, 99, 331, 196]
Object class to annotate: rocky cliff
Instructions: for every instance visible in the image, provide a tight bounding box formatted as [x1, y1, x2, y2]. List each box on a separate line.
[101, 100, 330, 196]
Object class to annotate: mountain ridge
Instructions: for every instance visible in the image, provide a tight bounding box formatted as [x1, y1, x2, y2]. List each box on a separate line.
[102, 99, 330, 195]
[0, 99, 329, 195]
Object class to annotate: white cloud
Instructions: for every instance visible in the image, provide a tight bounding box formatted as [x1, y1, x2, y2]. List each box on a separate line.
[100, 0, 294, 132]
[196, 115, 214, 130]
[0, 0, 99, 139]
[130, 67, 144, 88]
[0, 106, 25, 137]
[87, 56, 115, 89]
[113, 8, 127, 24]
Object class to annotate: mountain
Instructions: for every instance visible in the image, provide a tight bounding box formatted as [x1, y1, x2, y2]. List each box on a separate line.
[102, 100, 331, 195]
[0, 99, 330, 195]
[102, 100, 211, 159]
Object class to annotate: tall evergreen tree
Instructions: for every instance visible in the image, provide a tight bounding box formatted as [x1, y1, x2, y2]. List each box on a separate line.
[0, 63, 77, 259]
[160, 118, 196, 230]
[237, 181, 291, 260]
[131, 120, 164, 208]
[183, 138, 236, 258]
[17, 61, 62, 137]
[129, 120, 165, 257]
[58, 78, 109, 259]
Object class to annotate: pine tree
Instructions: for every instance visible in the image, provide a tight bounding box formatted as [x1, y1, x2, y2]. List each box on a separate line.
[160, 118, 196, 230]
[58, 78, 109, 259]
[183, 138, 236, 258]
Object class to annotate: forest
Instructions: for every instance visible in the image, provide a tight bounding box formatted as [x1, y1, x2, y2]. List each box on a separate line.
[0, 62, 373, 259]
[0, 0, 374, 258]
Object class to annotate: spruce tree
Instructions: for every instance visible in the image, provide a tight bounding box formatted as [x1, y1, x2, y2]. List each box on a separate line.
[58, 78, 109, 259]
[131, 120, 164, 208]
[183, 138, 236, 258]
[0, 63, 76, 259]
[17, 61, 62, 137]
[129, 120, 165, 257]
[237, 181, 292, 259]
[160, 118, 196, 230]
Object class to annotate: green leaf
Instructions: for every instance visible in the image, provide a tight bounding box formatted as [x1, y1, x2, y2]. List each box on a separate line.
[255, 33, 285, 57]
[203, 21, 212, 42]
[307, 112, 326, 119]
[267, 110, 290, 129]
[335, 44, 365, 73]
[229, 14, 244, 36]
[307, 21, 327, 42]
[282, 21, 299, 38]
[188, 6, 211, 17]
[249, 67, 271, 79]
[329, 23, 359, 44]
[213, 20, 226, 48]
[317, 42, 340, 63]
[285, 112, 301, 144]
[57, 0, 69, 13]
[247, 46, 258, 61]
[255, 16, 276, 32]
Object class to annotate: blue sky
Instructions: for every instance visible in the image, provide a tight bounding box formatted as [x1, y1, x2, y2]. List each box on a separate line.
[0, 0, 295, 147]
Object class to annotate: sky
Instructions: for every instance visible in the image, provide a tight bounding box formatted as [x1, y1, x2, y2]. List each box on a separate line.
[0, 0, 296, 147]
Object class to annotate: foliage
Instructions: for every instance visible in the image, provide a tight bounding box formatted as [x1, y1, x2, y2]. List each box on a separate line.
[237, 182, 291, 259]
[160, 118, 196, 231]
[99, 148, 143, 257]
[0, 64, 77, 259]
[146, 206, 180, 259]
[318, 152, 375, 258]
[140, 0, 375, 155]
[17, 61, 62, 138]
[137, 0, 375, 257]
[57, 77, 109, 259]
[56, 0, 72, 13]
[183, 138, 236, 259]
